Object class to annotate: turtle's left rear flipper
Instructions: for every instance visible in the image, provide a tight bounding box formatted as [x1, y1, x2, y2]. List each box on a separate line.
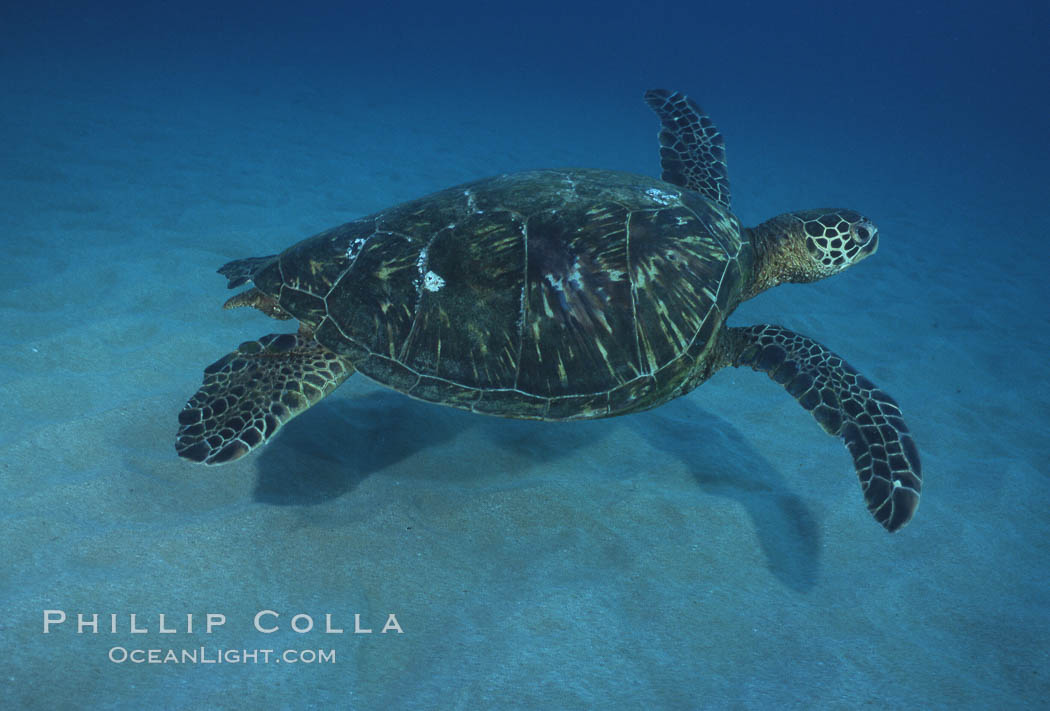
[727, 324, 922, 531]
[218, 255, 277, 289]
[176, 332, 354, 465]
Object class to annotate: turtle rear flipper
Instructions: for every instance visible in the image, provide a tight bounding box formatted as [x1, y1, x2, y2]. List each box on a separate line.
[218, 255, 277, 289]
[728, 325, 922, 532]
[176, 332, 354, 465]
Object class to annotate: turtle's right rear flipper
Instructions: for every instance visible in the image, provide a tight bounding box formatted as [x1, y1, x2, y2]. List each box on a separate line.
[176, 332, 354, 465]
[218, 255, 277, 289]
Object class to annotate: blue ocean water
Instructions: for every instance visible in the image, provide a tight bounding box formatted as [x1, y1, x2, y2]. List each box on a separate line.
[2, 0, 1047, 708]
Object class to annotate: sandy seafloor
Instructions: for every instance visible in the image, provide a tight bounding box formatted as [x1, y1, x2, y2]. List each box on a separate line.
[2, 3, 1049, 709]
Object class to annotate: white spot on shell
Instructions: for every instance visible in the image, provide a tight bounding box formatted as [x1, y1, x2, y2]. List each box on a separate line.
[423, 271, 445, 292]
[544, 257, 584, 294]
[645, 187, 679, 206]
[567, 258, 584, 290]
[559, 175, 579, 200]
[464, 189, 483, 214]
[345, 237, 368, 261]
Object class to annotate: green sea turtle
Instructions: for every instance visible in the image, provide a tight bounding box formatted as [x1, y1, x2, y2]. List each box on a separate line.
[177, 88, 922, 531]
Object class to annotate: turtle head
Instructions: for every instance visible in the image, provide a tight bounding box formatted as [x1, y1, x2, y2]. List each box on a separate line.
[791, 208, 879, 273]
[744, 209, 878, 299]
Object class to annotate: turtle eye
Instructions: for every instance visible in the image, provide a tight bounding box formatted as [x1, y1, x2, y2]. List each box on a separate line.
[852, 221, 877, 246]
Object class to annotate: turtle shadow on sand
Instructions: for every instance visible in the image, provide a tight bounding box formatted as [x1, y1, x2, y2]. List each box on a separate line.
[473, 392, 824, 593]
[251, 387, 820, 591]
[251, 390, 460, 505]
[251, 388, 604, 505]
[634, 397, 822, 592]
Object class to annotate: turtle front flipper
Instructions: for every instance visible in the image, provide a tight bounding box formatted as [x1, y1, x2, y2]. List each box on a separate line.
[176, 331, 354, 465]
[643, 88, 731, 209]
[727, 325, 922, 532]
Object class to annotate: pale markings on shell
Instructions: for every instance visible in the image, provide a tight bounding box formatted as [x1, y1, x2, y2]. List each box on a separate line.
[514, 285, 527, 331]
[423, 271, 445, 292]
[412, 246, 430, 294]
[413, 239, 446, 296]
[558, 175, 579, 200]
[543, 256, 584, 296]
[540, 289, 554, 317]
[345, 237, 368, 261]
[567, 257, 584, 291]
[512, 214, 529, 389]
[644, 187, 679, 206]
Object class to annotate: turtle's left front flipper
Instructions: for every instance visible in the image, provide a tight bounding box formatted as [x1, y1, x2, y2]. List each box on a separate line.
[726, 325, 922, 531]
[176, 331, 354, 465]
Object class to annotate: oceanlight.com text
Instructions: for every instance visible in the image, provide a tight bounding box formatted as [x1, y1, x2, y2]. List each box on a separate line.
[108, 647, 336, 664]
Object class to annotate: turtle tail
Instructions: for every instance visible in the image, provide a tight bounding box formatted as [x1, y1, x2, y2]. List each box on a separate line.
[725, 324, 922, 532]
[218, 255, 277, 289]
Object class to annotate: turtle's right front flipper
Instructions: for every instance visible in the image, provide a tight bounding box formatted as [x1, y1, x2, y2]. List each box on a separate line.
[726, 325, 922, 532]
[176, 331, 354, 465]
